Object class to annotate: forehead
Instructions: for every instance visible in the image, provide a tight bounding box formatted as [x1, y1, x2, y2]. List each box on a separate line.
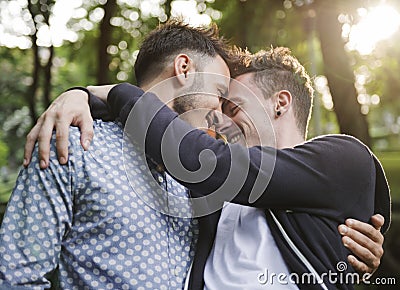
[201, 55, 231, 89]
[202, 55, 230, 77]
[233, 73, 255, 89]
[226, 72, 263, 103]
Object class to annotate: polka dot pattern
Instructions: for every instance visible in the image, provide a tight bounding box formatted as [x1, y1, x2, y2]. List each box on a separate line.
[0, 121, 198, 289]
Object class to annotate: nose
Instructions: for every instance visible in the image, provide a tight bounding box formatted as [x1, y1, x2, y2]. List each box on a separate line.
[214, 112, 233, 133]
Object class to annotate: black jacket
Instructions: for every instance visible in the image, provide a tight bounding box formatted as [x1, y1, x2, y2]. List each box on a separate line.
[89, 83, 391, 290]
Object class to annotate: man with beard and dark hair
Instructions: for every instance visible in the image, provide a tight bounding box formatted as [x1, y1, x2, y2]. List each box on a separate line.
[0, 20, 232, 289]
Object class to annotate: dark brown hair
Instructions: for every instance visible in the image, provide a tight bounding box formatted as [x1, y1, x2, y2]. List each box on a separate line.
[134, 19, 232, 86]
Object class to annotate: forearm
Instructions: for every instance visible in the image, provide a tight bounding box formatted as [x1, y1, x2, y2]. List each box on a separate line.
[107, 82, 144, 123]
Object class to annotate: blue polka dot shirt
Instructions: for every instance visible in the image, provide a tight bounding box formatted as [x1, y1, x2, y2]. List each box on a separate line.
[0, 121, 198, 289]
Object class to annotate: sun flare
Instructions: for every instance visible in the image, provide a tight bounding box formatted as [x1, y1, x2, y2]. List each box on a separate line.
[346, 5, 400, 55]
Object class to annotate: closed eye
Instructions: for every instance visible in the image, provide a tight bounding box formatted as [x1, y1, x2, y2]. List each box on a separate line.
[230, 104, 240, 114]
[222, 100, 242, 117]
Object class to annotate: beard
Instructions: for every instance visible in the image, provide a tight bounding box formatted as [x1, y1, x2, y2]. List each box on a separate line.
[173, 73, 205, 114]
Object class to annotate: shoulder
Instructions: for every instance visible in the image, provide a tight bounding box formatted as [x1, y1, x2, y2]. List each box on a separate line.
[38, 121, 124, 170]
[67, 120, 124, 149]
[280, 134, 374, 178]
[304, 134, 369, 151]
[68, 120, 123, 138]
[91, 120, 124, 140]
[294, 134, 372, 160]
[299, 134, 384, 190]
[90, 121, 125, 153]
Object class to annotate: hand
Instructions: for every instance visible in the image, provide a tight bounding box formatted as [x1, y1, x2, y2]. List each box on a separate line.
[338, 214, 385, 276]
[23, 89, 94, 169]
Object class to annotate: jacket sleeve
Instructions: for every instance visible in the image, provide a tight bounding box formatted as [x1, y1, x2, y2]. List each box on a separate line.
[107, 83, 390, 230]
[89, 92, 113, 120]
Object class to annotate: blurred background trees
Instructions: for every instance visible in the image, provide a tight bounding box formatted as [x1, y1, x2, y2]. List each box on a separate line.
[0, 0, 399, 288]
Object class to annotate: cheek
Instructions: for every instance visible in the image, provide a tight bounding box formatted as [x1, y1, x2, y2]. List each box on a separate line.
[230, 113, 244, 128]
[232, 113, 252, 136]
[237, 113, 260, 140]
[263, 99, 276, 118]
[209, 96, 220, 110]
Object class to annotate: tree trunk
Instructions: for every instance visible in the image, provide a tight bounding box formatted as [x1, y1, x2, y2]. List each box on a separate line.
[235, 0, 249, 48]
[164, 0, 172, 19]
[43, 46, 54, 107]
[26, 0, 39, 124]
[314, 1, 370, 146]
[42, 1, 54, 106]
[26, 39, 39, 124]
[97, 0, 117, 85]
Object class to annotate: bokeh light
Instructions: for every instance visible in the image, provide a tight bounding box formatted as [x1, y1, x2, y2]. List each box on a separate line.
[346, 5, 400, 55]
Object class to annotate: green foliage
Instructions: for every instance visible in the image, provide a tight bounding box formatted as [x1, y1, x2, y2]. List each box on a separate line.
[0, 0, 177, 167]
[0, 140, 9, 167]
[0, 47, 33, 165]
[52, 36, 98, 92]
[0, 48, 31, 114]
[0, 170, 18, 226]
[65, 0, 164, 85]
[377, 151, 400, 201]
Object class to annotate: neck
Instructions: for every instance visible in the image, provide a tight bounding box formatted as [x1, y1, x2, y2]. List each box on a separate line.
[275, 124, 305, 149]
[140, 75, 175, 110]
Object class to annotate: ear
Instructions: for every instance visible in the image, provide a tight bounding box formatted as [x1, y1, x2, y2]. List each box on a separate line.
[174, 54, 193, 86]
[274, 90, 292, 118]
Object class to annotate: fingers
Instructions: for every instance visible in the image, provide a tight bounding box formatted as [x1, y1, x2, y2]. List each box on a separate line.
[55, 114, 72, 165]
[339, 220, 384, 258]
[341, 233, 379, 269]
[344, 218, 384, 245]
[347, 254, 372, 275]
[370, 214, 384, 231]
[53, 89, 92, 162]
[23, 117, 44, 167]
[78, 113, 94, 151]
[338, 218, 384, 275]
[23, 89, 93, 169]
[37, 111, 59, 169]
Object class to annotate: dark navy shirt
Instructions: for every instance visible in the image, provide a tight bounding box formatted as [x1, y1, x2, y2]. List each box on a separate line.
[102, 83, 390, 290]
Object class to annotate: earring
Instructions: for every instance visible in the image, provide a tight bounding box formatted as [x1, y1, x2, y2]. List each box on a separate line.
[276, 111, 281, 117]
